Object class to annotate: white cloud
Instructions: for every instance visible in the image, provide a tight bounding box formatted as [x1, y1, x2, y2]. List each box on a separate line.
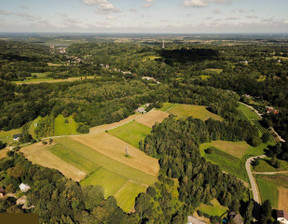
[20, 5, 29, 10]
[0, 9, 12, 15]
[183, 0, 231, 8]
[143, 0, 155, 8]
[16, 13, 40, 20]
[246, 15, 258, 19]
[225, 16, 240, 20]
[81, 0, 119, 12]
[213, 9, 221, 14]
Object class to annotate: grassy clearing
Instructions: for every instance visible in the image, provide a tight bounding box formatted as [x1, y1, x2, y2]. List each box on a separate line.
[198, 198, 228, 217]
[54, 115, 79, 136]
[135, 110, 170, 128]
[81, 168, 128, 198]
[114, 180, 147, 213]
[278, 187, 288, 211]
[108, 121, 151, 148]
[53, 137, 158, 185]
[257, 175, 288, 189]
[49, 144, 99, 173]
[254, 159, 288, 172]
[244, 143, 268, 157]
[21, 142, 86, 181]
[158, 102, 177, 112]
[167, 104, 223, 121]
[238, 104, 261, 122]
[28, 116, 42, 139]
[13, 76, 95, 85]
[256, 176, 278, 208]
[0, 128, 22, 144]
[200, 140, 249, 158]
[200, 144, 247, 181]
[31, 72, 51, 78]
[204, 68, 223, 74]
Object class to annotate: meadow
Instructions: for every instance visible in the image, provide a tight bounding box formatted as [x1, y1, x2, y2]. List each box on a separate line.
[200, 145, 247, 181]
[256, 176, 278, 208]
[198, 198, 228, 217]
[54, 115, 79, 136]
[108, 121, 151, 148]
[253, 158, 288, 172]
[49, 137, 158, 212]
[160, 103, 223, 121]
[0, 127, 22, 144]
[135, 110, 169, 128]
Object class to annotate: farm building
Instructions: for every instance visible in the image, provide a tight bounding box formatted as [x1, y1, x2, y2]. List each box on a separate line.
[19, 183, 31, 192]
[13, 133, 23, 141]
[228, 212, 244, 224]
[135, 107, 146, 114]
[266, 106, 279, 115]
[0, 187, 5, 198]
[277, 210, 288, 224]
[187, 216, 206, 224]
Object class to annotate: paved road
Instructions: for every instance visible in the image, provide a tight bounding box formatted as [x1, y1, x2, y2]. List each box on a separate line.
[245, 155, 267, 204]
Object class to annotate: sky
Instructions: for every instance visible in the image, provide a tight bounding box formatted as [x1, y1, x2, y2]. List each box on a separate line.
[0, 0, 287, 33]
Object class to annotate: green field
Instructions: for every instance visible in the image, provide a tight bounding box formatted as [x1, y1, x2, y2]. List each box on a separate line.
[161, 103, 223, 121]
[49, 144, 99, 173]
[31, 72, 51, 78]
[108, 121, 151, 148]
[204, 68, 223, 74]
[13, 78, 55, 84]
[200, 140, 249, 158]
[198, 198, 228, 217]
[52, 138, 157, 185]
[114, 180, 147, 212]
[50, 137, 156, 212]
[81, 168, 128, 197]
[28, 116, 42, 139]
[0, 128, 22, 144]
[54, 115, 79, 136]
[256, 174, 288, 189]
[256, 176, 278, 208]
[254, 159, 288, 172]
[238, 103, 261, 122]
[200, 145, 247, 181]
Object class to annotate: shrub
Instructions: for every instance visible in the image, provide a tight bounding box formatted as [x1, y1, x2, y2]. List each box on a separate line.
[42, 141, 48, 145]
[77, 123, 89, 134]
[205, 147, 214, 154]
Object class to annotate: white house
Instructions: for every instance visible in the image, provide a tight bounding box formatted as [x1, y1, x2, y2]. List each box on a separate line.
[187, 216, 206, 224]
[277, 210, 288, 224]
[19, 183, 31, 192]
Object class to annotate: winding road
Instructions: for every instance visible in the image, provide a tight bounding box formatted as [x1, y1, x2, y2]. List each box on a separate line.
[245, 155, 267, 204]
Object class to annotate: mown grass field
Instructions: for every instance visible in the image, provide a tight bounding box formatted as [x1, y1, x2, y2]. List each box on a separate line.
[135, 110, 169, 128]
[13, 76, 95, 85]
[28, 116, 42, 139]
[238, 103, 261, 122]
[198, 198, 228, 217]
[81, 167, 128, 197]
[278, 187, 288, 212]
[21, 142, 86, 181]
[50, 137, 157, 212]
[254, 159, 288, 172]
[108, 121, 151, 148]
[200, 140, 249, 158]
[54, 115, 79, 136]
[200, 144, 247, 181]
[256, 176, 278, 208]
[204, 68, 223, 74]
[162, 103, 223, 121]
[114, 180, 147, 213]
[0, 127, 22, 144]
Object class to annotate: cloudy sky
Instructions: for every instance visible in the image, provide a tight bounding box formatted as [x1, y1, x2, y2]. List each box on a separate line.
[0, 0, 287, 33]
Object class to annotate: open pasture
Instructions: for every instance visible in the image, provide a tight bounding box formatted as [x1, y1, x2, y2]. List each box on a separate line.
[54, 137, 158, 184]
[278, 187, 288, 211]
[70, 133, 159, 177]
[0, 128, 22, 144]
[54, 115, 79, 136]
[135, 110, 169, 128]
[108, 121, 151, 148]
[167, 104, 223, 121]
[256, 176, 278, 208]
[13, 76, 95, 85]
[81, 167, 128, 197]
[114, 180, 147, 213]
[198, 198, 228, 217]
[21, 142, 86, 181]
[200, 140, 250, 158]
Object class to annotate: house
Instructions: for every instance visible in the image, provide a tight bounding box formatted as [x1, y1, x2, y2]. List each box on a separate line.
[277, 210, 288, 224]
[266, 106, 279, 115]
[13, 133, 23, 141]
[187, 216, 206, 224]
[0, 187, 5, 198]
[228, 212, 244, 224]
[135, 107, 146, 114]
[19, 183, 31, 192]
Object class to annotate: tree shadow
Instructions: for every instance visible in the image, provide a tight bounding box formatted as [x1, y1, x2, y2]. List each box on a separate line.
[157, 48, 220, 65]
